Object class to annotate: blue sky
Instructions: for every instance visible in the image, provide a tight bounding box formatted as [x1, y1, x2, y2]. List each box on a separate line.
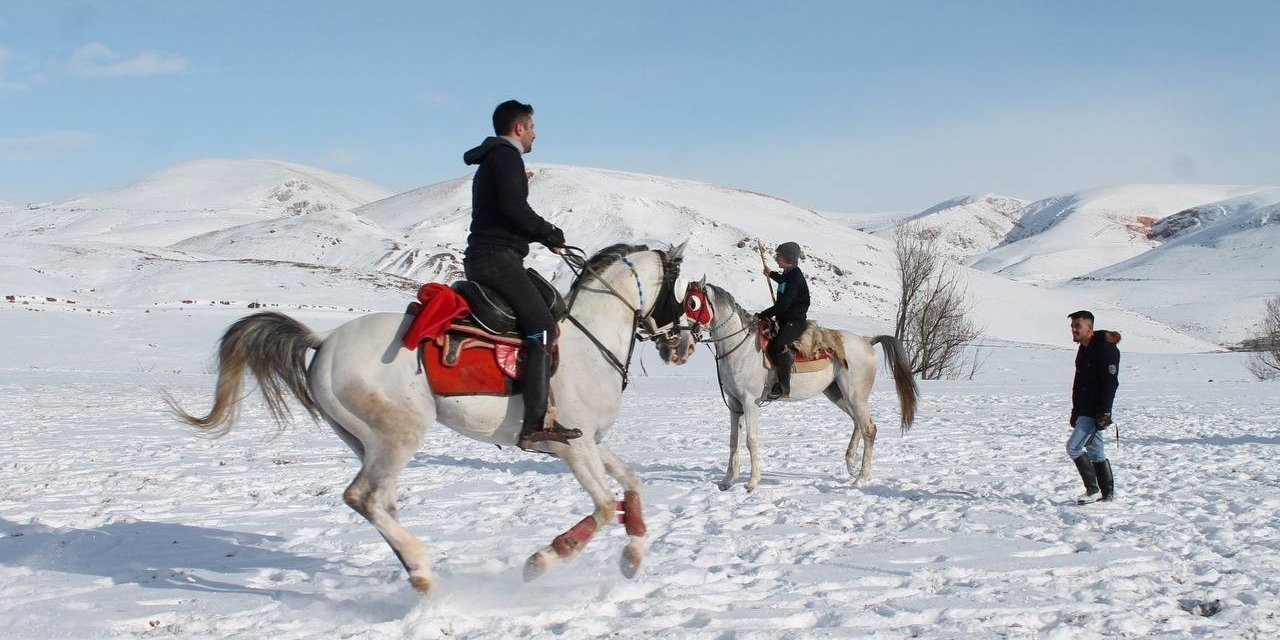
[2, 1, 1278, 211]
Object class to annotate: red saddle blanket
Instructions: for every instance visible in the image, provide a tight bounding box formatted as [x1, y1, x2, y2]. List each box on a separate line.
[403, 283, 555, 397]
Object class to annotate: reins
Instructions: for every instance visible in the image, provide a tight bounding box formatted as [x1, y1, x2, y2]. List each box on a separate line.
[556, 245, 680, 390]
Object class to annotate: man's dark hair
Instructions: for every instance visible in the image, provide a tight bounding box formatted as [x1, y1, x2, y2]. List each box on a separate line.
[1068, 310, 1095, 322]
[493, 100, 534, 136]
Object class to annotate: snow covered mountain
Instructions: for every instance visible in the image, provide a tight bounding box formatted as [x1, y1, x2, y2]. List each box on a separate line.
[869, 193, 1028, 262]
[0, 159, 394, 246]
[968, 184, 1270, 284]
[1066, 188, 1280, 344]
[3, 159, 1224, 352]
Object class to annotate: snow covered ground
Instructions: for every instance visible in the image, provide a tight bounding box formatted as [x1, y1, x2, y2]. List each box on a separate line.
[2, 306, 1278, 639]
[3, 159, 1278, 638]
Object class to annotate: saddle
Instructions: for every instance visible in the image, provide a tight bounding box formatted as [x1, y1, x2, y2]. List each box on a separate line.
[451, 268, 568, 338]
[402, 270, 565, 397]
[757, 318, 845, 373]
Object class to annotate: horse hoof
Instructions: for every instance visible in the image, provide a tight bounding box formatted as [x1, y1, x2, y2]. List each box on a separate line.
[523, 549, 553, 582]
[745, 483, 758, 493]
[717, 482, 732, 491]
[619, 540, 644, 579]
[409, 574, 434, 594]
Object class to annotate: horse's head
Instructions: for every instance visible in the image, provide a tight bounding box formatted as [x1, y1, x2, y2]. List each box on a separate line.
[656, 275, 710, 365]
[566, 240, 690, 344]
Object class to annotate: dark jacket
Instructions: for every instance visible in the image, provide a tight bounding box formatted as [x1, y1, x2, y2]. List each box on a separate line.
[1072, 330, 1121, 420]
[463, 137, 562, 257]
[759, 266, 810, 323]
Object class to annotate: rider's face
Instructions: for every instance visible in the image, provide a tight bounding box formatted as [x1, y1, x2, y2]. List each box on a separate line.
[514, 116, 536, 153]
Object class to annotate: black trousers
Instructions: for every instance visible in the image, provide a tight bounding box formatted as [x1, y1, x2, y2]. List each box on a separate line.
[768, 319, 807, 360]
[463, 247, 554, 340]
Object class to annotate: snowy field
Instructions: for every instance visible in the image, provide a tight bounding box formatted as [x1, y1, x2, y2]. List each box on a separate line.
[2, 308, 1278, 639]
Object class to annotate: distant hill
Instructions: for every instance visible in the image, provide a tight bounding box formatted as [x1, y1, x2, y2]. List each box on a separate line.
[1067, 188, 1280, 344]
[869, 194, 1028, 262]
[1, 159, 394, 246]
[968, 184, 1270, 284]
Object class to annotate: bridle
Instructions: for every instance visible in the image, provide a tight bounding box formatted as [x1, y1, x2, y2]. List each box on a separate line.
[678, 282, 754, 361]
[558, 245, 684, 389]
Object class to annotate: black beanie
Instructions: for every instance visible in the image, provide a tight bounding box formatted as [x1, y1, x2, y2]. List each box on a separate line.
[777, 241, 802, 263]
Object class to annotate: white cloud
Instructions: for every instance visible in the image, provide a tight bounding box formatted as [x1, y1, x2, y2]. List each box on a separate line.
[0, 131, 96, 162]
[0, 45, 27, 92]
[67, 42, 187, 77]
[319, 147, 368, 166]
[416, 90, 450, 106]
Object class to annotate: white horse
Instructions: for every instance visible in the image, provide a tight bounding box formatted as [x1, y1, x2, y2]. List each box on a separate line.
[167, 243, 688, 593]
[659, 280, 918, 491]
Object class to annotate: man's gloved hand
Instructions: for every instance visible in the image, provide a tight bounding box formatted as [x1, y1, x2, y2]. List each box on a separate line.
[1069, 410, 1078, 427]
[1096, 412, 1112, 428]
[542, 227, 566, 249]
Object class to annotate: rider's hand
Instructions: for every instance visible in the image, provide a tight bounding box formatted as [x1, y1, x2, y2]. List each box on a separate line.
[762, 267, 772, 277]
[1096, 412, 1112, 428]
[542, 227, 566, 249]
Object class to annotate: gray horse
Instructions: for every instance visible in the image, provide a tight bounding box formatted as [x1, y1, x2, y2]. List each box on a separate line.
[167, 243, 687, 592]
[660, 279, 917, 491]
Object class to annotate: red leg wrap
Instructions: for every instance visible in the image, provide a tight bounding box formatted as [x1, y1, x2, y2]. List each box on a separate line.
[551, 515, 597, 557]
[621, 490, 647, 537]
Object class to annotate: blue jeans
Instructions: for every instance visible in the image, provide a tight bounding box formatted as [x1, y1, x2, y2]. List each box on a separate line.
[1066, 416, 1107, 462]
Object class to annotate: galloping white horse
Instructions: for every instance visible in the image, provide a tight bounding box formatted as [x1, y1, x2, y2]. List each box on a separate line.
[659, 280, 918, 491]
[167, 243, 687, 593]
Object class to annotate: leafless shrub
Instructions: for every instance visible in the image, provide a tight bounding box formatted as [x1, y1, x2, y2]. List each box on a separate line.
[893, 223, 984, 380]
[1246, 296, 1280, 380]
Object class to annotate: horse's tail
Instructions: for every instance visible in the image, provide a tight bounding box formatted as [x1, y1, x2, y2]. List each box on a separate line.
[871, 335, 919, 433]
[163, 311, 324, 437]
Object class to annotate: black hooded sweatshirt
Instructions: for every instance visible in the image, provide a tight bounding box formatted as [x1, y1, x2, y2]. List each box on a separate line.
[463, 137, 561, 257]
[759, 267, 810, 323]
[1072, 329, 1121, 420]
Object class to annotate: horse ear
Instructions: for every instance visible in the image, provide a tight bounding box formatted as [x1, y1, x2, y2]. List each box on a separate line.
[698, 274, 707, 288]
[670, 240, 689, 260]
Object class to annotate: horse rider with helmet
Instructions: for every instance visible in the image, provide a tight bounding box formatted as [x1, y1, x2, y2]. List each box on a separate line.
[757, 241, 811, 400]
[462, 99, 582, 447]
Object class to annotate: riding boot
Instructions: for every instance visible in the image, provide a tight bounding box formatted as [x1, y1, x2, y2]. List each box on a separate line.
[1073, 454, 1101, 504]
[1094, 459, 1115, 502]
[518, 338, 582, 448]
[767, 350, 794, 400]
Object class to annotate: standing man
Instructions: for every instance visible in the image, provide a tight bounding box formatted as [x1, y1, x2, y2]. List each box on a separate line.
[757, 241, 810, 400]
[463, 99, 580, 447]
[1066, 310, 1121, 503]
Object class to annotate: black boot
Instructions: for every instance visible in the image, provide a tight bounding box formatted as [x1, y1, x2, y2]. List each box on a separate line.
[767, 350, 794, 400]
[518, 338, 582, 448]
[1073, 455, 1101, 504]
[1094, 459, 1114, 502]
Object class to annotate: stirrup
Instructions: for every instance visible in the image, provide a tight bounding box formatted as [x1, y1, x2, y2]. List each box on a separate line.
[518, 422, 583, 449]
[765, 383, 788, 401]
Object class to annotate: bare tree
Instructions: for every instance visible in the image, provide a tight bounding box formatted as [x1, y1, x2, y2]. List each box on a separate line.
[893, 223, 984, 380]
[1246, 296, 1280, 380]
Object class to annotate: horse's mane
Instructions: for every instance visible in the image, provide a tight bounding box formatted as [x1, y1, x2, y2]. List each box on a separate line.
[705, 283, 755, 330]
[568, 243, 652, 303]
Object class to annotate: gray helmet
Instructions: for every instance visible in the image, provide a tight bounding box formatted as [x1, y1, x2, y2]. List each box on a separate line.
[777, 241, 802, 263]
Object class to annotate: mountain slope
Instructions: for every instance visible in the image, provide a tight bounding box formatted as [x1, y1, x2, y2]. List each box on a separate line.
[1067, 188, 1280, 344]
[969, 184, 1269, 284]
[3, 159, 394, 246]
[870, 193, 1028, 262]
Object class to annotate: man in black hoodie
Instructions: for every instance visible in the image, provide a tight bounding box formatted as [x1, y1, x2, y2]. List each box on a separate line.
[757, 241, 811, 400]
[463, 100, 579, 447]
[1066, 310, 1121, 503]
